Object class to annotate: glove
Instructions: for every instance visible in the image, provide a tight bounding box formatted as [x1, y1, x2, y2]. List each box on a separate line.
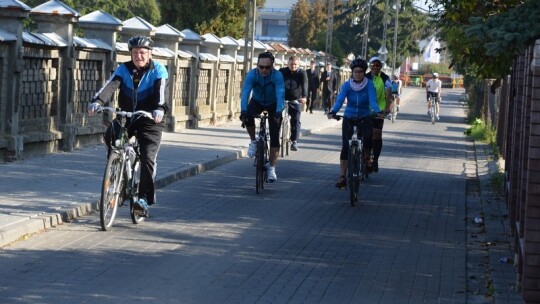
[152, 110, 164, 123]
[239, 111, 248, 123]
[87, 102, 100, 115]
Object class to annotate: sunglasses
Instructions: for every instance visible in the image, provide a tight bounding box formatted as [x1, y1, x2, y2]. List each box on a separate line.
[258, 65, 272, 70]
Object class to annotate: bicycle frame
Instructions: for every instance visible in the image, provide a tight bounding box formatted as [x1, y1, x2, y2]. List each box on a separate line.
[254, 112, 270, 194]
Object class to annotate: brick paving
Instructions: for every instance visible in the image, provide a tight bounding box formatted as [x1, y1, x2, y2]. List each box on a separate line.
[0, 88, 522, 303]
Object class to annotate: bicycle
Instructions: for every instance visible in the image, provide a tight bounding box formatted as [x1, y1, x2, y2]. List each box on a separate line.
[250, 111, 271, 194]
[96, 106, 153, 231]
[428, 92, 439, 125]
[280, 101, 291, 157]
[332, 114, 373, 206]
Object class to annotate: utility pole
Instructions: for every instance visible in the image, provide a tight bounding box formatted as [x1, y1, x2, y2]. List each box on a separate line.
[243, 0, 257, 79]
[325, 0, 334, 61]
[377, 0, 389, 62]
[391, 0, 399, 72]
[361, 0, 372, 59]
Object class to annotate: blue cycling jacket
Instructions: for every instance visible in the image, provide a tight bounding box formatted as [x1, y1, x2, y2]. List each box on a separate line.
[93, 60, 169, 113]
[240, 68, 285, 113]
[331, 79, 380, 119]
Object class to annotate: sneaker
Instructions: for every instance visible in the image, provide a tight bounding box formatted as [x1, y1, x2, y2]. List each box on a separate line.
[266, 165, 277, 182]
[396, 105, 400, 112]
[291, 141, 298, 151]
[133, 198, 149, 216]
[436, 115, 440, 120]
[372, 160, 379, 173]
[335, 175, 347, 188]
[248, 140, 257, 158]
[427, 109, 431, 116]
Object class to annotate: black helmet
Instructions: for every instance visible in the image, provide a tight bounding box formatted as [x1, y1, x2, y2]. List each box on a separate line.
[128, 35, 153, 51]
[350, 58, 368, 71]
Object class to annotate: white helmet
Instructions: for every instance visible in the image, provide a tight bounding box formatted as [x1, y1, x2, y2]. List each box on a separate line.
[432, 72, 439, 78]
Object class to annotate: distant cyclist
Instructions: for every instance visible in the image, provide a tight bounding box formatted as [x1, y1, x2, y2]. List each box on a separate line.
[426, 72, 442, 120]
[327, 58, 380, 188]
[240, 51, 285, 182]
[88, 35, 169, 216]
[391, 74, 402, 112]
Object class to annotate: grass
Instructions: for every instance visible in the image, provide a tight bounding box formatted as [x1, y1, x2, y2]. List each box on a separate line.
[465, 118, 504, 194]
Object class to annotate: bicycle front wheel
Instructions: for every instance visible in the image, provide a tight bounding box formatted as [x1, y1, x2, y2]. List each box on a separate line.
[100, 152, 123, 231]
[348, 144, 360, 207]
[129, 158, 146, 224]
[280, 119, 290, 157]
[255, 140, 265, 194]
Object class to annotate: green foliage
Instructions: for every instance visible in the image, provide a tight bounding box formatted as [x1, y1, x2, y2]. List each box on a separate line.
[418, 63, 452, 75]
[331, 0, 430, 64]
[160, 0, 265, 38]
[433, 0, 539, 80]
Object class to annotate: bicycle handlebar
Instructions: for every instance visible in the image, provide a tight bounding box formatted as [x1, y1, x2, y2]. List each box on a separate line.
[96, 106, 153, 119]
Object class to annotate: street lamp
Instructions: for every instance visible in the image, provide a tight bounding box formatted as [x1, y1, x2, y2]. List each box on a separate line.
[391, 0, 400, 72]
[378, 0, 390, 63]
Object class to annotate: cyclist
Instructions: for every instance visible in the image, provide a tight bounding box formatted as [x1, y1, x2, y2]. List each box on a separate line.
[366, 57, 392, 173]
[240, 51, 285, 182]
[87, 35, 169, 216]
[327, 58, 380, 188]
[391, 74, 402, 113]
[426, 72, 442, 120]
[279, 55, 308, 151]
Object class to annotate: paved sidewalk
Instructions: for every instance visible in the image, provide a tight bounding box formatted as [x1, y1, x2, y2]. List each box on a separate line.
[0, 88, 415, 248]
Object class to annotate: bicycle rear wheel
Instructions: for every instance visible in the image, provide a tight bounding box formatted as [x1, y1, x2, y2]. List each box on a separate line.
[430, 98, 436, 124]
[348, 143, 360, 206]
[100, 152, 123, 231]
[255, 140, 265, 194]
[391, 101, 397, 123]
[129, 158, 146, 224]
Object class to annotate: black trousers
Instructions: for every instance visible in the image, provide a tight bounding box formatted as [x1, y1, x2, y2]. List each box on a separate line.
[105, 117, 164, 205]
[288, 102, 302, 141]
[306, 87, 318, 112]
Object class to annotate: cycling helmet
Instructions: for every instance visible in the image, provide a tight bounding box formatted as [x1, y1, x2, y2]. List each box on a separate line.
[128, 35, 153, 51]
[432, 72, 439, 78]
[393, 74, 399, 79]
[349, 58, 368, 71]
[369, 56, 382, 64]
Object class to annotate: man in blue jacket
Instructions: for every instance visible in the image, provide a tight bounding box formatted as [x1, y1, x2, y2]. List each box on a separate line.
[240, 51, 285, 182]
[88, 35, 169, 216]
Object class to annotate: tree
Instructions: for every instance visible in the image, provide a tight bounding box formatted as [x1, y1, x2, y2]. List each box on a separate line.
[432, 0, 538, 80]
[160, 0, 265, 38]
[332, 0, 430, 67]
[288, 0, 311, 47]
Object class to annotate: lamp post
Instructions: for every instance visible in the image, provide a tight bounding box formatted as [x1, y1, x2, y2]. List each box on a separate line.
[361, 0, 372, 59]
[378, 0, 390, 62]
[243, 0, 257, 79]
[391, 0, 399, 72]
